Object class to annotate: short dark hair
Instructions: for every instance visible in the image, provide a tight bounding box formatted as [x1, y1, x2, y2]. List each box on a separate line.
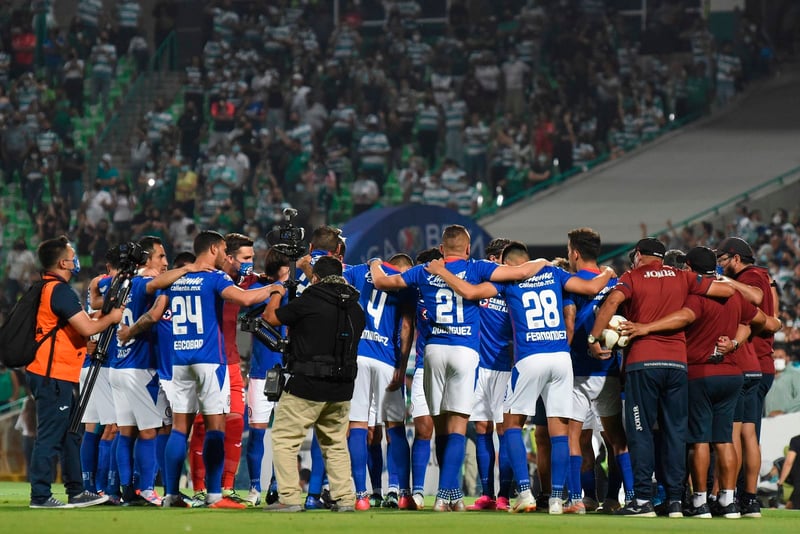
[264, 247, 290, 279]
[312, 255, 342, 279]
[225, 233, 254, 256]
[194, 230, 225, 255]
[567, 227, 601, 261]
[106, 246, 122, 269]
[138, 236, 163, 255]
[415, 247, 443, 264]
[388, 253, 414, 269]
[310, 225, 342, 253]
[486, 238, 511, 259]
[173, 252, 196, 268]
[501, 241, 529, 263]
[38, 235, 70, 270]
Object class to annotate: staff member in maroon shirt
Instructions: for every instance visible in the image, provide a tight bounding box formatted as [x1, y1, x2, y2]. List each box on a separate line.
[619, 247, 778, 519]
[715, 236, 780, 517]
[589, 238, 734, 517]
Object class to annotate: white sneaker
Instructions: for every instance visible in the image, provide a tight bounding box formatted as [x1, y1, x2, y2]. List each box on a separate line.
[511, 490, 536, 513]
[411, 493, 425, 510]
[433, 497, 450, 512]
[548, 497, 564, 515]
[245, 488, 262, 507]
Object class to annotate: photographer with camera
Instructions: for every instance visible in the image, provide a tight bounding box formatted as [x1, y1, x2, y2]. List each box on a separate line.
[27, 236, 124, 509]
[262, 256, 366, 512]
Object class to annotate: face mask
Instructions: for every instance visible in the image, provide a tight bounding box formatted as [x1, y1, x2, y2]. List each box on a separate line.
[238, 261, 254, 277]
[233, 145, 241, 153]
[773, 215, 782, 225]
[774, 330, 786, 343]
[70, 256, 81, 275]
[774, 358, 786, 372]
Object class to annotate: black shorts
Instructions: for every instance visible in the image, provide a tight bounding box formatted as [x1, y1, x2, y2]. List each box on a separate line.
[531, 396, 547, 426]
[734, 375, 761, 424]
[688, 374, 743, 444]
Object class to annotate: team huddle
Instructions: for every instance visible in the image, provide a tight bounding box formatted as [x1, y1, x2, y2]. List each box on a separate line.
[74, 223, 780, 517]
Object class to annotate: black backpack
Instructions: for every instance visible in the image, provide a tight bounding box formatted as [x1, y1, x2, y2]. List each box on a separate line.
[0, 278, 64, 369]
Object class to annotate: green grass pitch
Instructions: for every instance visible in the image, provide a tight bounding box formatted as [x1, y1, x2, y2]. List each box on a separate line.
[0, 482, 796, 533]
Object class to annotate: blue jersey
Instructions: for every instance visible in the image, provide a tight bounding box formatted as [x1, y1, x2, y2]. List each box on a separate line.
[414, 298, 431, 369]
[166, 270, 234, 366]
[84, 275, 117, 367]
[247, 282, 285, 379]
[114, 276, 156, 369]
[499, 266, 573, 362]
[401, 258, 498, 353]
[569, 269, 620, 377]
[478, 285, 513, 372]
[154, 289, 173, 380]
[345, 262, 415, 366]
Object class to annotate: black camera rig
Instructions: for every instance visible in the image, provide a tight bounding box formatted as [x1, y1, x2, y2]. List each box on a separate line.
[70, 242, 149, 432]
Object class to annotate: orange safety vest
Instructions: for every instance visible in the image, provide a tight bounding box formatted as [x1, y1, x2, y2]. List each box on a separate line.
[26, 274, 87, 383]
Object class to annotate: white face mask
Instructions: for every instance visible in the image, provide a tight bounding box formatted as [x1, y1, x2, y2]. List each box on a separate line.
[774, 358, 786, 372]
[774, 330, 787, 343]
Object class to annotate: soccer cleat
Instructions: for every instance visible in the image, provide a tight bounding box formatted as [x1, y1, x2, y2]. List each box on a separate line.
[103, 495, 122, 506]
[245, 489, 262, 507]
[69, 490, 109, 508]
[398, 494, 412, 510]
[369, 493, 383, 508]
[263, 502, 304, 512]
[614, 500, 657, 517]
[683, 503, 712, 518]
[432, 497, 451, 512]
[136, 489, 163, 507]
[740, 498, 761, 518]
[208, 496, 247, 509]
[564, 500, 586, 514]
[711, 500, 741, 519]
[467, 495, 497, 511]
[382, 492, 399, 508]
[411, 493, 425, 510]
[320, 488, 334, 509]
[548, 497, 563, 515]
[597, 498, 620, 514]
[511, 491, 536, 513]
[667, 501, 683, 518]
[162, 494, 190, 508]
[29, 496, 73, 509]
[330, 501, 355, 512]
[355, 497, 371, 511]
[193, 490, 207, 503]
[495, 496, 510, 511]
[222, 489, 250, 506]
[535, 494, 550, 513]
[266, 488, 279, 505]
[305, 495, 326, 510]
[583, 497, 599, 512]
[450, 499, 466, 512]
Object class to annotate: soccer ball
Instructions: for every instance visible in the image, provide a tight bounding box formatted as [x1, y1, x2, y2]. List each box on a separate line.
[604, 315, 630, 348]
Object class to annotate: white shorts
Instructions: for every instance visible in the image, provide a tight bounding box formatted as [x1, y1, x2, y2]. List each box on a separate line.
[80, 366, 116, 425]
[423, 344, 479, 417]
[109, 368, 170, 430]
[350, 356, 406, 424]
[171, 363, 230, 415]
[247, 378, 277, 425]
[571, 375, 622, 422]
[159, 381, 174, 426]
[470, 368, 511, 423]
[507, 352, 573, 419]
[410, 367, 429, 419]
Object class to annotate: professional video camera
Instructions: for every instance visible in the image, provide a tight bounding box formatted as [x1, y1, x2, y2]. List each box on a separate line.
[70, 242, 149, 432]
[266, 207, 307, 262]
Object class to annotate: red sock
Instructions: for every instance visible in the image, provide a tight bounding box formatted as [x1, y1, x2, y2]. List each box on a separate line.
[223, 414, 244, 489]
[189, 415, 206, 491]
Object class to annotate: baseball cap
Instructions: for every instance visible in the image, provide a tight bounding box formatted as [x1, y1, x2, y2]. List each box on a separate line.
[716, 236, 754, 262]
[102, 153, 112, 163]
[684, 246, 717, 276]
[216, 155, 227, 166]
[629, 237, 666, 261]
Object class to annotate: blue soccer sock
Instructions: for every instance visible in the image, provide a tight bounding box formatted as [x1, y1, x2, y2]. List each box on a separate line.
[438, 433, 466, 499]
[434, 434, 449, 467]
[569, 455, 583, 501]
[581, 466, 597, 501]
[96, 437, 112, 495]
[498, 432, 514, 499]
[348, 428, 368, 497]
[387, 426, 410, 493]
[105, 434, 120, 496]
[475, 432, 495, 497]
[550, 436, 569, 500]
[246, 428, 266, 492]
[164, 430, 187, 496]
[116, 434, 134, 487]
[411, 437, 430, 494]
[368, 439, 383, 495]
[80, 430, 100, 492]
[203, 430, 225, 496]
[308, 432, 325, 496]
[616, 452, 635, 502]
[156, 432, 169, 489]
[505, 428, 531, 493]
[134, 436, 157, 492]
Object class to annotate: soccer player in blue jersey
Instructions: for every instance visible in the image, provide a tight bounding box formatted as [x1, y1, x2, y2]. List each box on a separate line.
[345, 253, 416, 510]
[109, 237, 175, 506]
[245, 247, 290, 507]
[80, 248, 121, 502]
[154, 231, 285, 508]
[370, 225, 566, 511]
[467, 238, 513, 512]
[426, 241, 615, 514]
[563, 228, 634, 514]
